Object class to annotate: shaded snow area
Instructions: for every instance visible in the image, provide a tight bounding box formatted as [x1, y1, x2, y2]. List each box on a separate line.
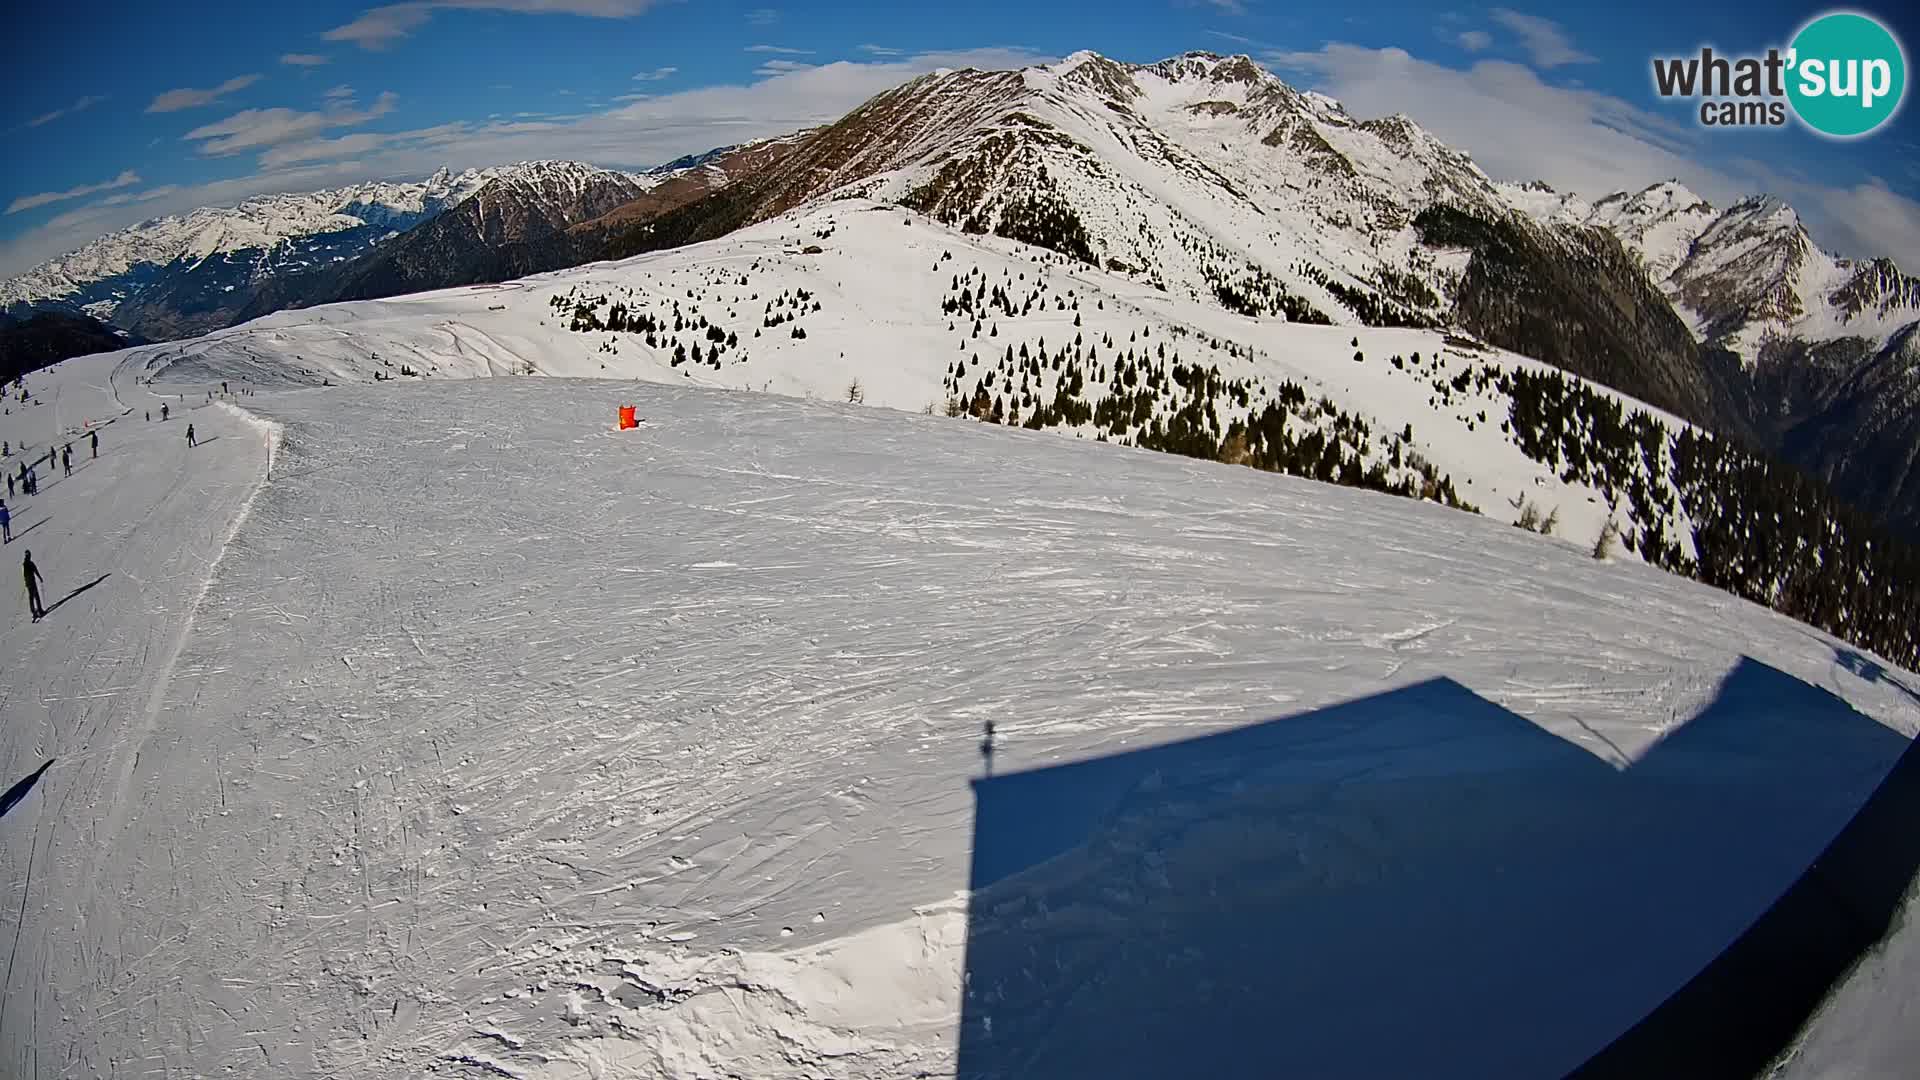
[2, 351, 1917, 1078]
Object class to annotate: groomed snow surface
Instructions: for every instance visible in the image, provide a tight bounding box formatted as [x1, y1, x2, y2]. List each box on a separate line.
[2, 348, 1918, 1078]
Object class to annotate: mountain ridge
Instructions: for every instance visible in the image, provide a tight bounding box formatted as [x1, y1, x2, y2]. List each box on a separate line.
[1, 161, 652, 339]
[6, 49, 1918, 526]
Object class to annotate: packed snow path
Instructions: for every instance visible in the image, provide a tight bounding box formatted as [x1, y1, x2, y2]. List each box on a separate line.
[1, 363, 1916, 1078]
[0, 353, 275, 1078]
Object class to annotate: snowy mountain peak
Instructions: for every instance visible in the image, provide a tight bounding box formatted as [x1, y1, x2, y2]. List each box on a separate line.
[1148, 50, 1269, 86]
[1581, 181, 1720, 283]
[1638, 179, 1709, 209]
[1498, 171, 1917, 363]
[0, 161, 647, 324]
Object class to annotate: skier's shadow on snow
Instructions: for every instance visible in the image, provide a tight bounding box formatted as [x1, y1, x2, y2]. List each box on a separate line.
[1835, 646, 1920, 710]
[957, 658, 1919, 1080]
[42, 573, 110, 618]
[0, 759, 53, 819]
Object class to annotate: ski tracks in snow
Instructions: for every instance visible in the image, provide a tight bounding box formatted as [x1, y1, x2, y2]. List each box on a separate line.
[4, 371, 1916, 1079]
[0, 355, 277, 1080]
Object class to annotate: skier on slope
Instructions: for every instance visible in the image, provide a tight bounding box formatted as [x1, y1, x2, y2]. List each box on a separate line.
[186, 423, 197, 448]
[90, 430, 98, 459]
[23, 549, 44, 621]
[0, 500, 11, 544]
[161, 403, 169, 421]
[61, 444, 71, 477]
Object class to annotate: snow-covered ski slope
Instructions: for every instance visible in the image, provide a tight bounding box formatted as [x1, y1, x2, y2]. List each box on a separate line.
[126, 200, 1701, 559]
[2, 340, 1918, 1077]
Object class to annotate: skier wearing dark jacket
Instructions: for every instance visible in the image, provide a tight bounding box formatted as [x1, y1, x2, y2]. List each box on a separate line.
[23, 549, 44, 621]
[186, 424, 197, 448]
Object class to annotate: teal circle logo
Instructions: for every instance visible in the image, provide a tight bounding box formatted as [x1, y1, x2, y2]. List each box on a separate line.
[1786, 11, 1907, 137]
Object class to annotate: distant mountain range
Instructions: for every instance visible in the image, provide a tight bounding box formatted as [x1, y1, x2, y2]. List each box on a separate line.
[0, 151, 796, 343]
[5, 50, 1917, 528]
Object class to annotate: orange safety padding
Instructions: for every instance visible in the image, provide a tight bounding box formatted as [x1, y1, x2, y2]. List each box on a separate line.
[617, 405, 638, 430]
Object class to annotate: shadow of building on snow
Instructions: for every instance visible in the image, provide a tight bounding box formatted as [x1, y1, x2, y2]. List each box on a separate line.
[958, 658, 1916, 1079]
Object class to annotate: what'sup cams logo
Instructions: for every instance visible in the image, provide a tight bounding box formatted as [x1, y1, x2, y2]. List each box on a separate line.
[1652, 10, 1907, 137]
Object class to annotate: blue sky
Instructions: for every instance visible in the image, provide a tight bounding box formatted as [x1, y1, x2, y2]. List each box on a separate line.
[4, 1, 1917, 277]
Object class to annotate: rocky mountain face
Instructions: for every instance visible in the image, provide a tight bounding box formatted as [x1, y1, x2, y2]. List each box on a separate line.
[223, 149, 794, 327]
[1748, 330, 1920, 530]
[607, 52, 1744, 435]
[246, 161, 654, 311]
[616, 51, 1518, 328]
[1412, 205, 1751, 436]
[1504, 178, 1920, 529]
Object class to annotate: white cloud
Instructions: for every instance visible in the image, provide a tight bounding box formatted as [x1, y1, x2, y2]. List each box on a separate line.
[1206, 30, 1273, 50]
[1266, 42, 1916, 268]
[754, 59, 814, 76]
[256, 121, 481, 168]
[281, 53, 330, 66]
[632, 67, 678, 82]
[1810, 181, 1920, 267]
[324, 0, 661, 50]
[6, 170, 140, 215]
[29, 94, 107, 128]
[1457, 30, 1492, 52]
[184, 92, 399, 157]
[746, 44, 812, 54]
[324, 85, 356, 100]
[745, 7, 778, 25]
[146, 74, 263, 113]
[259, 132, 394, 168]
[858, 44, 903, 56]
[1, 46, 1056, 276]
[1186, 0, 1248, 14]
[1487, 9, 1595, 68]
[99, 185, 180, 207]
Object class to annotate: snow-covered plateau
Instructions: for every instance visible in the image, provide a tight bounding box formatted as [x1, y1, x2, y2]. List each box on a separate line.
[1, 201, 1917, 1079]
